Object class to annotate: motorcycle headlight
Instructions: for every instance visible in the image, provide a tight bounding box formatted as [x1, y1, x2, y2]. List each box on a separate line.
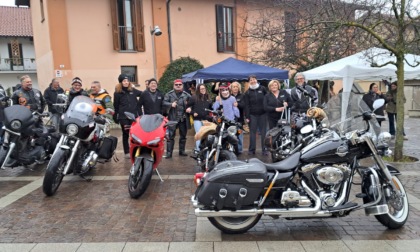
[10, 120, 22, 130]
[131, 133, 142, 144]
[66, 124, 78, 136]
[378, 132, 391, 145]
[227, 126, 237, 136]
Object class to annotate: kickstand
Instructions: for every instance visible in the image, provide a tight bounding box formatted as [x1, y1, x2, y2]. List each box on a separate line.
[79, 174, 92, 182]
[155, 169, 164, 182]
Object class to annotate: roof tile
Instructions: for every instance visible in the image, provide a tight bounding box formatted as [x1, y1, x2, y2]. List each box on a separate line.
[0, 6, 32, 37]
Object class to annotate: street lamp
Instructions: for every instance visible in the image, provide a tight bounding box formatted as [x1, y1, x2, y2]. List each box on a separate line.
[151, 26, 162, 78]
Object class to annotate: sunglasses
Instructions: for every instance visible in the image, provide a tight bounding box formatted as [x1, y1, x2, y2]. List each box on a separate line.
[174, 84, 183, 86]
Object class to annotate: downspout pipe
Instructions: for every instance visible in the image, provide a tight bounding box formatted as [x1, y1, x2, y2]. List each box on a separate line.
[166, 0, 173, 62]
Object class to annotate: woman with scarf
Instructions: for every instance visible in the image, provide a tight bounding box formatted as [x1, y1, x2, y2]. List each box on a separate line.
[244, 75, 268, 155]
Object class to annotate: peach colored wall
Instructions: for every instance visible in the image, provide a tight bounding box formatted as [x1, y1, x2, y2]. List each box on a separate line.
[169, 0, 236, 67]
[30, 0, 54, 89]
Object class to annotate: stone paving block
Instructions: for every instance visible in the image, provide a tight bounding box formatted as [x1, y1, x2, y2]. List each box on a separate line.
[123, 242, 169, 252]
[168, 242, 213, 252]
[214, 241, 259, 252]
[300, 240, 351, 252]
[195, 217, 221, 242]
[386, 240, 420, 252]
[77, 242, 126, 252]
[0, 243, 36, 252]
[407, 193, 420, 203]
[31, 243, 81, 252]
[343, 240, 396, 252]
[257, 241, 305, 252]
[411, 203, 420, 211]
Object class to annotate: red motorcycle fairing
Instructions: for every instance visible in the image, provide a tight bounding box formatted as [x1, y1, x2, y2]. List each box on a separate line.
[128, 114, 168, 169]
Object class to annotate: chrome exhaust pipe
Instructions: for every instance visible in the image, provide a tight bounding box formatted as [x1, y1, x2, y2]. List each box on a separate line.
[193, 180, 332, 218]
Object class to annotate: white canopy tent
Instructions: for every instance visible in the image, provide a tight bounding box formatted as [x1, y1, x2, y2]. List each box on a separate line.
[303, 47, 420, 93]
[302, 47, 420, 126]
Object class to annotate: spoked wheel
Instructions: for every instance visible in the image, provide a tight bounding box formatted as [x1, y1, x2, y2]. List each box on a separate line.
[375, 176, 409, 229]
[43, 149, 67, 196]
[208, 215, 262, 234]
[128, 158, 153, 199]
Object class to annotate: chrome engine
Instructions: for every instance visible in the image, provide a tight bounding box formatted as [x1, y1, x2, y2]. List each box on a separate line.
[81, 151, 98, 173]
[299, 163, 351, 209]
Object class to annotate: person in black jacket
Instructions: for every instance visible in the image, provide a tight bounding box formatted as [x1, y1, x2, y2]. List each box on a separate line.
[290, 73, 318, 116]
[362, 82, 386, 126]
[113, 74, 142, 158]
[186, 83, 212, 153]
[138, 78, 164, 115]
[163, 79, 191, 158]
[44, 78, 64, 114]
[264, 79, 293, 129]
[68, 77, 89, 105]
[244, 75, 268, 155]
[230, 82, 245, 154]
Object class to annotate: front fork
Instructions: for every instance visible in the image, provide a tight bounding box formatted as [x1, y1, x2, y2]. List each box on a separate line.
[364, 136, 399, 192]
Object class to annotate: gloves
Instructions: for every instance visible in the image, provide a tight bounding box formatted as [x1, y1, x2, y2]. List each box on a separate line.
[29, 104, 38, 111]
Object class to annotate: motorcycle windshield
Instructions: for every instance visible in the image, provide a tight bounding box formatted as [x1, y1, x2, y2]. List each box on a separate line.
[65, 96, 96, 122]
[139, 114, 164, 132]
[323, 92, 381, 138]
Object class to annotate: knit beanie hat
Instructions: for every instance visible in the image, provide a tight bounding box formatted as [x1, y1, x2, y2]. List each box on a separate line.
[118, 74, 129, 83]
[71, 77, 82, 85]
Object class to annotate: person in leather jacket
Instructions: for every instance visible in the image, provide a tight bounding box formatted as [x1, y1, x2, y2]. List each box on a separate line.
[163, 79, 191, 158]
[290, 73, 318, 115]
[12, 75, 45, 113]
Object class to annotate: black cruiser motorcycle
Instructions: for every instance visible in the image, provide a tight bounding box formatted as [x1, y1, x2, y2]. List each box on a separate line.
[42, 96, 117, 196]
[0, 105, 54, 169]
[192, 109, 242, 171]
[192, 93, 408, 234]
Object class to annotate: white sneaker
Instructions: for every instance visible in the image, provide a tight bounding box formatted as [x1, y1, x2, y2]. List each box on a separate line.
[404, 136, 408, 140]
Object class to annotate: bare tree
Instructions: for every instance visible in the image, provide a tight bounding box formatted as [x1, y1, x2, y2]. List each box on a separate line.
[240, 0, 420, 160]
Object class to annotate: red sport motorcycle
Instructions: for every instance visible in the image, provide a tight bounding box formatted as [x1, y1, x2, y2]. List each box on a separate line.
[124, 112, 177, 198]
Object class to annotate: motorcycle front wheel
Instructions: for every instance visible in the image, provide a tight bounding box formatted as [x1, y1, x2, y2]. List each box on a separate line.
[208, 215, 262, 234]
[208, 150, 237, 170]
[374, 176, 409, 229]
[43, 148, 68, 196]
[128, 158, 153, 199]
[363, 176, 409, 229]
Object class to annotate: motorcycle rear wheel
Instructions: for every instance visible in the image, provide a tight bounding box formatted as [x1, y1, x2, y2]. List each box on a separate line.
[43, 149, 67, 196]
[374, 176, 409, 229]
[208, 215, 262, 234]
[128, 158, 153, 199]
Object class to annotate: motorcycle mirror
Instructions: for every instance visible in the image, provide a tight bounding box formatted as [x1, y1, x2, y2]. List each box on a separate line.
[300, 124, 313, 134]
[372, 99, 385, 111]
[124, 112, 136, 121]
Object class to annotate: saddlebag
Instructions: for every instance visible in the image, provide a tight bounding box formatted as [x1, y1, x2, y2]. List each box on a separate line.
[98, 136, 118, 159]
[196, 160, 267, 210]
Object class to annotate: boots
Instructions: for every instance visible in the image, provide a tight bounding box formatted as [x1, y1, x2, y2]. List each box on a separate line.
[179, 139, 187, 156]
[165, 141, 174, 159]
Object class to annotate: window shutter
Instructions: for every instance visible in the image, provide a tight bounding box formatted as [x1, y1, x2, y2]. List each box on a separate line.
[110, 0, 120, 51]
[215, 4, 225, 52]
[133, 0, 145, 52]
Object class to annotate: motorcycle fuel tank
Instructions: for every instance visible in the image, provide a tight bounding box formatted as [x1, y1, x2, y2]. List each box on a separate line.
[300, 138, 350, 163]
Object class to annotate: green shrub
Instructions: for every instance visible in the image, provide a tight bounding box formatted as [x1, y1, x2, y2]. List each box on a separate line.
[159, 56, 203, 94]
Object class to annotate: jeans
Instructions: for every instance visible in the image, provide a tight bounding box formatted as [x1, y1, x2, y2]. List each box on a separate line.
[388, 112, 405, 136]
[249, 114, 267, 152]
[193, 120, 203, 151]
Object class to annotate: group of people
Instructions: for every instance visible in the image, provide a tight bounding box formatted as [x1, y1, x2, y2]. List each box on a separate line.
[1, 71, 405, 163]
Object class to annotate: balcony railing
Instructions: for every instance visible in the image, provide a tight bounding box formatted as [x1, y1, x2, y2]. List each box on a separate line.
[0, 58, 37, 71]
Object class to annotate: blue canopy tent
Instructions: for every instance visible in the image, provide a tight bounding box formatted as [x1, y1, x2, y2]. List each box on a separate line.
[182, 57, 289, 83]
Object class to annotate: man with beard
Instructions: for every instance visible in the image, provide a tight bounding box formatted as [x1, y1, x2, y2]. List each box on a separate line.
[163, 79, 191, 158]
[138, 78, 164, 115]
[12, 75, 45, 113]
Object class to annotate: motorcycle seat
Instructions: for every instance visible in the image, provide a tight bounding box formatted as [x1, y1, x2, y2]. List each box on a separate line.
[248, 152, 301, 172]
